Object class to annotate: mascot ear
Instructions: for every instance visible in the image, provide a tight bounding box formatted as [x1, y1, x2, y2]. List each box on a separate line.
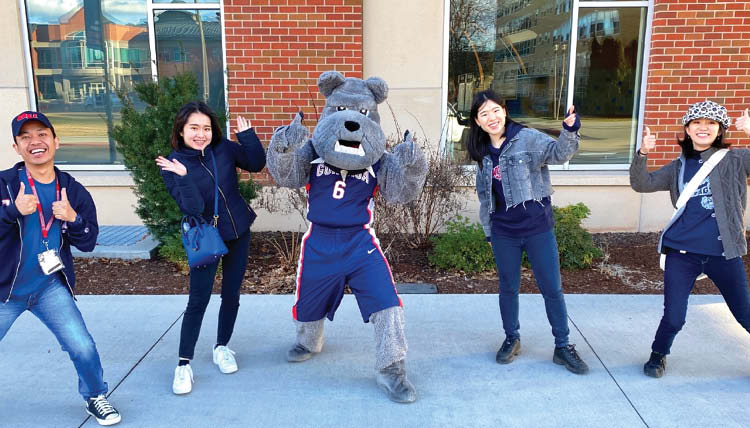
[365, 77, 388, 104]
[318, 71, 347, 97]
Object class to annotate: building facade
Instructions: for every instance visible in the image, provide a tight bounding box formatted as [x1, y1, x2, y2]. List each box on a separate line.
[2, 0, 750, 232]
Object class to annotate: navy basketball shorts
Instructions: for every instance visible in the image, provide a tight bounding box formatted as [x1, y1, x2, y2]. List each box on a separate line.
[292, 224, 402, 323]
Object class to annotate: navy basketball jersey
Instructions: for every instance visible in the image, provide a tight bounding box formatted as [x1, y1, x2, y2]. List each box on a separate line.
[306, 160, 382, 227]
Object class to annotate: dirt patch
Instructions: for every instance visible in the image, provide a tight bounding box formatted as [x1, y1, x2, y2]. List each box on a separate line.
[74, 232, 745, 295]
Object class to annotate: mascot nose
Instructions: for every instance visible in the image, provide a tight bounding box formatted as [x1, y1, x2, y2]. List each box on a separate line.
[344, 121, 360, 132]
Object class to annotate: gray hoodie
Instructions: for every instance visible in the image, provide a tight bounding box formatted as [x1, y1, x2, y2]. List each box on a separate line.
[630, 146, 750, 259]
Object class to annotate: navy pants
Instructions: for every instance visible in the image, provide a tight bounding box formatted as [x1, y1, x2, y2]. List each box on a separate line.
[653, 250, 750, 354]
[490, 228, 570, 347]
[179, 229, 250, 359]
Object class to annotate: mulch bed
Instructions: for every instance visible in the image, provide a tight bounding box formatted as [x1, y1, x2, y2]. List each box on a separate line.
[74, 232, 743, 296]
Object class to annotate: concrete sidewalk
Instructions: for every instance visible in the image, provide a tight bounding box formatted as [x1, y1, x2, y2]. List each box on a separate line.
[1, 294, 748, 428]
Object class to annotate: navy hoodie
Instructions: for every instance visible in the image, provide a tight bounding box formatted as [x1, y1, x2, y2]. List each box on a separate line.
[0, 162, 98, 303]
[161, 128, 266, 241]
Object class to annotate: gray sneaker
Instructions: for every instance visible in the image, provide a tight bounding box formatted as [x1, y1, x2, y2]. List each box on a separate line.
[553, 344, 589, 374]
[643, 352, 666, 378]
[376, 360, 417, 403]
[496, 337, 521, 364]
[287, 344, 313, 362]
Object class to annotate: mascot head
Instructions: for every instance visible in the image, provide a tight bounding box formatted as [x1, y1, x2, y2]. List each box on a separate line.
[312, 71, 388, 171]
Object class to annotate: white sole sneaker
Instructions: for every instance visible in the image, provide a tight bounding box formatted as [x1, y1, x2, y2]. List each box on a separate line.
[172, 365, 193, 395]
[213, 345, 238, 374]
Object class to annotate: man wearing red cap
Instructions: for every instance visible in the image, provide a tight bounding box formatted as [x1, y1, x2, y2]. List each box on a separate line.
[0, 111, 121, 425]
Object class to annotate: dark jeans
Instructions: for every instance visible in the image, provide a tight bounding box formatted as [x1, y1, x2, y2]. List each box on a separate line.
[0, 276, 108, 399]
[179, 229, 250, 359]
[653, 250, 750, 355]
[490, 228, 570, 347]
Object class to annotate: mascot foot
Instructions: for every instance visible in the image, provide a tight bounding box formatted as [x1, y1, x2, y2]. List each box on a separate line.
[376, 360, 417, 403]
[287, 344, 313, 362]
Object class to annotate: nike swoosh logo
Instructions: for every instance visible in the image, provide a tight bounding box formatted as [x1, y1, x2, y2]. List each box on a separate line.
[367, 248, 377, 254]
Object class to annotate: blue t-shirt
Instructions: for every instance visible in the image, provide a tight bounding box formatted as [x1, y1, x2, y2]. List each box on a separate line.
[488, 123, 554, 238]
[306, 159, 381, 228]
[662, 154, 724, 256]
[12, 170, 62, 297]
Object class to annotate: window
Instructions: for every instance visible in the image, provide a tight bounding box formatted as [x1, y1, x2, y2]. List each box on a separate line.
[446, 0, 649, 167]
[24, 0, 152, 165]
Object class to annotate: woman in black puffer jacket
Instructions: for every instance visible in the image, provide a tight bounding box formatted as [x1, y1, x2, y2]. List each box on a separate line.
[156, 101, 265, 395]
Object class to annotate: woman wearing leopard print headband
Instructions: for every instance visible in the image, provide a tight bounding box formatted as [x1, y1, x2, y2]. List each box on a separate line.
[630, 100, 750, 378]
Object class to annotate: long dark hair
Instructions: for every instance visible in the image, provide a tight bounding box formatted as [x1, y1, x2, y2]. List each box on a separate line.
[466, 89, 523, 167]
[677, 121, 730, 158]
[170, 101, 223, 149]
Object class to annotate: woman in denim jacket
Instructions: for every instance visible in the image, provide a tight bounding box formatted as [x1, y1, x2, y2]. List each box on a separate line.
[156, 101, 266, 394]
[630, 100, 750, 378]
[467, 89, 588, 374]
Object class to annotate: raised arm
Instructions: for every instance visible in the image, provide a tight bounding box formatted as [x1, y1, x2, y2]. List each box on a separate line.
[629, 127, 676, 193]
[267, 112, 314, 189]
[231, 116, 266, 173]
[542, 106, 580, 165]
[377, 131, 428, 204]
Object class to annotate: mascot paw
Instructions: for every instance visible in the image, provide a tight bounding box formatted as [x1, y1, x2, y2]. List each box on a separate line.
[376, 360, 417, 403]
[287, 343, 313, 362]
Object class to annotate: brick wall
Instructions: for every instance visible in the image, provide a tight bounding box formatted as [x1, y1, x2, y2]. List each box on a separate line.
[223, 0, 363, 181]
[645, 0, 750, 167]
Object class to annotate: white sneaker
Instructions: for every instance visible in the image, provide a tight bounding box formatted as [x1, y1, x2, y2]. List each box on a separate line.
[172, 364, 193, 395]
[213, 345, 238, 374]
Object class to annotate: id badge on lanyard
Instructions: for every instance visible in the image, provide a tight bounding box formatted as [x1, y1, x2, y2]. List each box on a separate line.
[26, 168, 64, 275]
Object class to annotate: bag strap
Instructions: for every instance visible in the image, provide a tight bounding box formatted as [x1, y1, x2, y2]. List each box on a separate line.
[673, 148, 728, 212]
[210, 150, 220, 227]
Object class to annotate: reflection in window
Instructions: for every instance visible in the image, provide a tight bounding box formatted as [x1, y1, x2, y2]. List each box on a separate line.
[570, 8, 646, 165]
[25, 0, 152, 165]
[154, 9, 226, 121]
[448, 0, 571, 163]
[447, 0, 647, 166]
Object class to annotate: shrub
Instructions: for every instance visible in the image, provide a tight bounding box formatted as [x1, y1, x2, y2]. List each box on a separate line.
[372, 134, 473, 249]
[428, 202, 601, 273]
[428, 216, 495, 273]
[552, 202, 602, 270]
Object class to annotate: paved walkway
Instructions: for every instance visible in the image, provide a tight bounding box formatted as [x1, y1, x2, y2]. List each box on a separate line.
[1, 294, 748, 428]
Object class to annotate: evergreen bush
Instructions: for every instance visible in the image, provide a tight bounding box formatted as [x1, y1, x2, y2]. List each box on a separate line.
[428, 216, 495, 273]
[428, 203, 602, 272]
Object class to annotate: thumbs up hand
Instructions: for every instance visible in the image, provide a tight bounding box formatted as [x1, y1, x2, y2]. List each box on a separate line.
[14, 182, 38, 216]
[52, 188, 77, 222]
[641, 127, 656, 154]
[735, 108, 750, 136]
[562, 105, 580, 132]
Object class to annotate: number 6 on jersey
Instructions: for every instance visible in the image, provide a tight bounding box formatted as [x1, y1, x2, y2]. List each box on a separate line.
[332, 180, 346, 199]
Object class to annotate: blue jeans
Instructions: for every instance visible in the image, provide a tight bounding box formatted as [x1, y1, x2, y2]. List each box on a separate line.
[653, 250, 750, 354]
[179, 229, 250, 359]
[0, 276, 108, 400]
[491, 229, 570, 347]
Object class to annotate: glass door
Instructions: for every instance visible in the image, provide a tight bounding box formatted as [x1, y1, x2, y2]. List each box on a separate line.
[149, 2, 226, 117]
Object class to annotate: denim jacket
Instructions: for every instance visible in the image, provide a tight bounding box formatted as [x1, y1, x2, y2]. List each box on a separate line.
[476, 127, 579, 238]
[630, 147, 750, 260]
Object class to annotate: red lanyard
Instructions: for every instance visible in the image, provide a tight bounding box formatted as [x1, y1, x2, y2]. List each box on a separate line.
[25, 168, 60, 240]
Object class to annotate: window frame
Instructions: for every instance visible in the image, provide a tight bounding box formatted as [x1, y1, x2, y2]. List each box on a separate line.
[19, 0, 230, 171]
[441, 0, 654, 171]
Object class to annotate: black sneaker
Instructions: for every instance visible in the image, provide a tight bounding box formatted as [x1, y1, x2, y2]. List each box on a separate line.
[553, 344, 589, 375]
[495, 337, 521, 364]
[643, 351, 666, 378]
[85, 394, 121, 426]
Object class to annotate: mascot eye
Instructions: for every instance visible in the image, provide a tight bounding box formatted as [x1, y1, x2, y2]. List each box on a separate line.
[337, 106, 347, 111]
[359, 109, 369, 115]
